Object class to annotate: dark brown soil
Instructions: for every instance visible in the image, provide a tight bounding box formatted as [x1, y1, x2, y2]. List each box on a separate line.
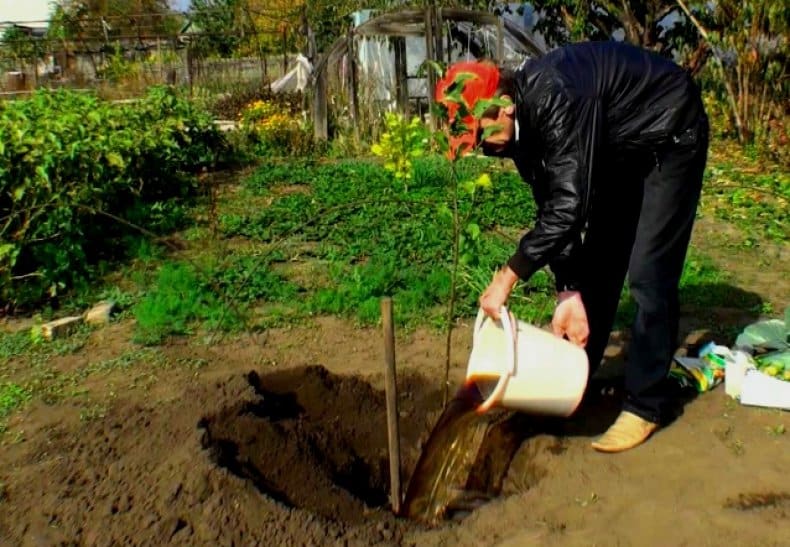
[199, 366, 436, 526]
[2, 232, 789, 547]
[0, 313, 788, 546]
[0, 365, 454, 546]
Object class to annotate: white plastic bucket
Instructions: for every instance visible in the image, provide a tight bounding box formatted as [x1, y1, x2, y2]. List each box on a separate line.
[466, 307, 589, 416]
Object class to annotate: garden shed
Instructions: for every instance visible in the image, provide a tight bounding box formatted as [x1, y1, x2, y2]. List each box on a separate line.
[310, 6, 545, 140]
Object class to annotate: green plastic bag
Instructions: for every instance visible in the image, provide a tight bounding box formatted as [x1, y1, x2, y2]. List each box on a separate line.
[735, 307, 789, 351]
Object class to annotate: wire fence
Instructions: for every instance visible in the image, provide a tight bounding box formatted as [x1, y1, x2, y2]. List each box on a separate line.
[0, 13, 303, 100]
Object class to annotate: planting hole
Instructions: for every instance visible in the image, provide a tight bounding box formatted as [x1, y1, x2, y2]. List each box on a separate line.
[199, 365, 552, 525]
[198, 366, 441, 524]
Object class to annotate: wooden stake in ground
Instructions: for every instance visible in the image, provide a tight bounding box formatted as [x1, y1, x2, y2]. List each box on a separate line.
[381, 297, 402, 515]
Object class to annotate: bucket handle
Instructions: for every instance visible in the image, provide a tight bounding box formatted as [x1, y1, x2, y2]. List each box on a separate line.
[474, 306, 517, 414]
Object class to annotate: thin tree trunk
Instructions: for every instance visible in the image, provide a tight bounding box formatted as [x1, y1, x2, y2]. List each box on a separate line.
[676, 0, 746, 142]
[443, 171, 461, 407]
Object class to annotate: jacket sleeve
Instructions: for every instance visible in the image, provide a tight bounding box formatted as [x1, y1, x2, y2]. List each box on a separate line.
[549, 236, 583, 292]
[507, 77, 600, 285]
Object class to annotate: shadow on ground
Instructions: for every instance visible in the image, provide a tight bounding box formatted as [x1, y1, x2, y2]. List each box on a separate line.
[451, 282, 770, 515]
[615, 281, 766, 337]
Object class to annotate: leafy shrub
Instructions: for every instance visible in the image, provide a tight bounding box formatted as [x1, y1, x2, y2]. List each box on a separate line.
[371, 113, 429, 190]
[0, 87, 225, 308]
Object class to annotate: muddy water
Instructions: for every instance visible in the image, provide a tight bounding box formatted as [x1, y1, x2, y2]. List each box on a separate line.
[401, 379, 512, 523]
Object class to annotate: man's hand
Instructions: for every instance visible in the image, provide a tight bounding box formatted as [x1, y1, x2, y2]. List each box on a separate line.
[479, 266, 519, 320]
[552, 291, 589, 347]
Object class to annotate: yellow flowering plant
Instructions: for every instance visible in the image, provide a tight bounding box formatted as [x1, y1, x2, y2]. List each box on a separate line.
[370, 112, 428, 192]
[239, 99, 312, 156]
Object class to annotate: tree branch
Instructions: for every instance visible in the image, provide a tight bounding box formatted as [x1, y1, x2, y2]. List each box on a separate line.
[76, 206, 183, 251]
[675, 0, 745, 141]
[620, 0, 644, 44]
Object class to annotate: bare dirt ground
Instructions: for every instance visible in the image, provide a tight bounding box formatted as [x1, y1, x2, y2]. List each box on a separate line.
[0, 217, 788, 547]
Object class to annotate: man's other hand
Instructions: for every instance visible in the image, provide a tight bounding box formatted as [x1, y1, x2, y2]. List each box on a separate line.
[479, 266, 519, 320]
[552, 291, 589, 347]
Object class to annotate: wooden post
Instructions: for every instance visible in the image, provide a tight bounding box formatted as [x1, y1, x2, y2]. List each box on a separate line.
[434, 7, 445, 66]
[496, 17, 505, 62]
[424, 7, 437, 131]
[313, 62, 328, 140]
[347, 30, 360, 141]
[393, 36, 409, 116]
[381, 297, 401, 515]
[282, 26, 288, 78]
[187, 43, 194, 97]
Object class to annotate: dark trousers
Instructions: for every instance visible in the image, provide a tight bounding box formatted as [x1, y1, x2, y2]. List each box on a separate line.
[579, 117, 709, 424]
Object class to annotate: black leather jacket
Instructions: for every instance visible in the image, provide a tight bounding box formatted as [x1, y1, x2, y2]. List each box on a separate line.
[506, 41, 706, 291]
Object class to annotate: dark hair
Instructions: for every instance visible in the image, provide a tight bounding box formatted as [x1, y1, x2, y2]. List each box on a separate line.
[496, 67, 516, 98]
[476, 62, 516, 119]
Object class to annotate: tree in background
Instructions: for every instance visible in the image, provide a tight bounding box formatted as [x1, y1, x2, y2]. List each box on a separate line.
[678, 0, 788, 159]
[0, 26, 41, 73]
[531, 1, 708, 73]
[54, 0, 181, 43]
[190, 0, 249, 56]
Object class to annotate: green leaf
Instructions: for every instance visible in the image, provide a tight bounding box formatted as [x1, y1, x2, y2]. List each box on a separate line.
[474, 173, 493, 190]
[433, 131, 449, 153]
[736, 319, 788, 350]
[473, 96, 513, 119]
[0, 243, 18, 264]
[461, 179, 476, 195]
[35, 165, 50, 186]
[479, 124, 504, 142]
[465, 222, 481, 240]
[417, 59, 445, 78]
[451, 72, 477, 88]
[106, 152, 125, 169]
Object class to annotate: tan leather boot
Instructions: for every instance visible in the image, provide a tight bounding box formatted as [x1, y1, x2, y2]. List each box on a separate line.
[591, 411, 659, 453]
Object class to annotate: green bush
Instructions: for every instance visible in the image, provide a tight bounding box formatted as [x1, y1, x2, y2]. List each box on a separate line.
[0, 87, 225, 308]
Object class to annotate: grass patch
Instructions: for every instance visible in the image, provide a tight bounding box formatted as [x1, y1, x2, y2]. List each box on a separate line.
[78, 349, 167, 379]
[15, 144, 774, 341]
[0, 383, 32, 432]
[703, 141, 790, 245]
[216, 155, 543, 327]
[0, 383, 31, 418]
[133, 261, 241, 345]
[132, 255, 300, 344]
[201, 152, 770, 330]
[0, 323, 93, 375]
[0, 331, 32, 360]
